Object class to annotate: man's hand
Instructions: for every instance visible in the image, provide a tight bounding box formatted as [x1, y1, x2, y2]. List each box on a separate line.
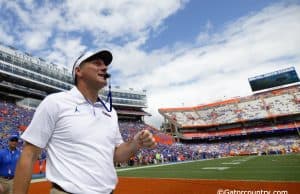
[133, 129, 156, 149]
[114, 129, 157, 163]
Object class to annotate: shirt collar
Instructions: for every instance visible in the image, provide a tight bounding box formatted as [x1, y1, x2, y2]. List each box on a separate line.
[69, 87, 103, 106]
[69, 87, 86, 104]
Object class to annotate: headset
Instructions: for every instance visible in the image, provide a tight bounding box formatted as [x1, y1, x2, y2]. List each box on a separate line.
[99, 73, 112, 112]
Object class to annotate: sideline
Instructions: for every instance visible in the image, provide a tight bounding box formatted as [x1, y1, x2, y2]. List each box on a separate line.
[30, 155, 246, 183]
[116, 156, 234, 172]
[30, 157, 228, 183]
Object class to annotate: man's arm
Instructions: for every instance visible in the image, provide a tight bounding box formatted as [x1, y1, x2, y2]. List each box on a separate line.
[13, 142, 41, 194]
[114, 130, 156, 163]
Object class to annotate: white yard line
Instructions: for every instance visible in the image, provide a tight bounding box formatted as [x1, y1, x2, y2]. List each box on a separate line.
[116, 160, 203, 172]
[30, 156, 250, 182]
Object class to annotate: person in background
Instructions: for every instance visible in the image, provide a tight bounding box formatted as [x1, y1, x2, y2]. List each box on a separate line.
[0, 135, 21, 194]
[13, 49, 156, 194]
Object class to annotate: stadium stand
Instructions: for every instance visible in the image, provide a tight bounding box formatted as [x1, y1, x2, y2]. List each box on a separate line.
[0, 98, 33, 148]
[0, 43, 181, 173]
[159, 85, 300, 128]
[0, 43, 299, 177]
[159, 83, 300, 165]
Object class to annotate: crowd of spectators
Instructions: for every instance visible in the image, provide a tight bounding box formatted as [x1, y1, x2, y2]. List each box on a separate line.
[0, 99, 299, 171]
[183, 122, 300, 139]
[163, 86, 300, 126]
[117, 122, 300, 167]
[196, 135, 300, 157]
[265, 94, 300, 115]
[0, 99, 33, 149]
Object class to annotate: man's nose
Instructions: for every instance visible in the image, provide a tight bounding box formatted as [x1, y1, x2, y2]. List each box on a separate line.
[101, 65, 108, 71]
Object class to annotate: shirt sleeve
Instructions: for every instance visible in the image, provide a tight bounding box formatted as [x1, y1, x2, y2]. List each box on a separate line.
[113, 109, 124, 147]
[21, 95, 58, 149]
[115, 127, 124, 147]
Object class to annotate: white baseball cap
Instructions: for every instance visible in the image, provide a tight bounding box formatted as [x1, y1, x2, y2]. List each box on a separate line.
[72, 50, 113, 82]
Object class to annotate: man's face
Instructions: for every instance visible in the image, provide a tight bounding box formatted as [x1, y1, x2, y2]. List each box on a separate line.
[76, 59, 108, 89]
[8, 139, 18, 150]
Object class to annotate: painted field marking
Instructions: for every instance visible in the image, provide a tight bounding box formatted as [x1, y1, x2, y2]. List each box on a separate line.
[202, 167, 230, 170]
[116, 156, 234, 172]
[117, 160, 201, 172]
[225, 156, 257, 164]
[232, 159, 247, 162]
[222, 162, 240, 165]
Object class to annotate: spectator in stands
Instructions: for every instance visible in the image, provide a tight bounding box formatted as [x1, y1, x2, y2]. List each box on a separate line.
[13, 50, 156, 194]
[0, 135, 21, 194]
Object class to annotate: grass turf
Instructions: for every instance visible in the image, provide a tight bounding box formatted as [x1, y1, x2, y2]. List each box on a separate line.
[117, 154, 300, 181]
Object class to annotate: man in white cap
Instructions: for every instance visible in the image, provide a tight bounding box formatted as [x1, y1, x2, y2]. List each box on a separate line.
[13, 50, 156, 194]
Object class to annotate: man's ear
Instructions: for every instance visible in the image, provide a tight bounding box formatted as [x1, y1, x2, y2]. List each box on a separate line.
[75, 66, 82, 79]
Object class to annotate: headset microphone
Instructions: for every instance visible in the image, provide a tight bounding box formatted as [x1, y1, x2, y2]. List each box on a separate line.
[104, 73, 111, 79]
[99, 72, 112, 112]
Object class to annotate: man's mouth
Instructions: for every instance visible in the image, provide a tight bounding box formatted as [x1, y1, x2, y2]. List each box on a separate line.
[98, 73, 105, 77]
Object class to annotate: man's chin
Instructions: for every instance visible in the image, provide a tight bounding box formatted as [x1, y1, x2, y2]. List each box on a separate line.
[97, 81, 107, 88]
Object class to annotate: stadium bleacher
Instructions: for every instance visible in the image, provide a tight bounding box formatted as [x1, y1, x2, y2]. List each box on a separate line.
[0, 95, 299, 172]
[158, 84, 300, 165]
[0, 98, 34, 148]
[0, 43, 299, 175]
[159, 85, 300, 127]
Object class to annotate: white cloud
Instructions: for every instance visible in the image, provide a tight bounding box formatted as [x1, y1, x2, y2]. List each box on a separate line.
[130, 3, 300, 127]
[196, 20, 213, 44]
[22, 0, 35, 10]
[1, 0, 188, 64]
[22, 30, 52, 50]
[60, 0, 187, 40]
[3, 1, 31, 25]
[1, 1, 299, 128]
[0, 25, 14, 44]
[2, 0, 186, 49]
[2, 1, 60, 51]
[136, 3, 299, 89]
[50, 37, 87, 68]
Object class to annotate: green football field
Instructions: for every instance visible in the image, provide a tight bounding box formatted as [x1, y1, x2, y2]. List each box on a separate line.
[117, 154, 300, 181]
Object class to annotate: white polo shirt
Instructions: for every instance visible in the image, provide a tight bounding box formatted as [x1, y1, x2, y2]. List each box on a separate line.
[22, 87, 123, 194]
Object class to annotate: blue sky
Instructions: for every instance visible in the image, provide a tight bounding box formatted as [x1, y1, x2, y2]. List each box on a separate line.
[0, 0, 300, 127]
[144, 0, 280, 50]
